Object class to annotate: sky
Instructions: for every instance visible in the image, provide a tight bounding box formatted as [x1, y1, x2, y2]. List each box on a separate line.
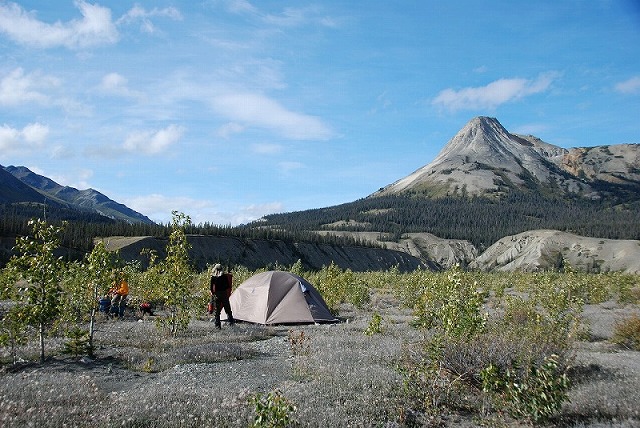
[1, 1, 639, 226]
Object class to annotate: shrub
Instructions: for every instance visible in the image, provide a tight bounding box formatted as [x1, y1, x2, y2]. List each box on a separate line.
[249, 390, 296, 428]
[61, 327, 91, 358]
[611, 314, 640, 350]
[310, 262, 370, 313]
[412, 266, 486, 339]
[480, 354, 570, 424]
[364, 312, 383, 336]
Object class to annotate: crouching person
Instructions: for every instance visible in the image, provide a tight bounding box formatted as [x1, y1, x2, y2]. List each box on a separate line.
[110, 272, 129, 318]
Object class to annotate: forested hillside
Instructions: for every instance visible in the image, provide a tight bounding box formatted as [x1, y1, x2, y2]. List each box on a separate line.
[3, 191, 640, 267]
[252, 193, 640, 248]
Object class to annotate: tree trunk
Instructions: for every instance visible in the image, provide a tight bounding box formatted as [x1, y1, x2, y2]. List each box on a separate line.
[39, 322, 45, 363]
[88, 282, 99, 357]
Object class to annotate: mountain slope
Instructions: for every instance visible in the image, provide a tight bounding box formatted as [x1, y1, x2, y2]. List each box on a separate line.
[3, 165, 154, 224]
[0, 166, 58, 205]
[374, 116, 640, 200]
[470, 229, 640, 273]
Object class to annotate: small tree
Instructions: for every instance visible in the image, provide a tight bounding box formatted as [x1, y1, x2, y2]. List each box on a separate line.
[154, 211, 196, 337]
[5, 219, 66, 363]
[58, 242, 119, 356]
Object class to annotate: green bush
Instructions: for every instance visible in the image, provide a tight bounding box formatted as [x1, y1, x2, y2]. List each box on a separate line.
[364, 312, 383, 336]
[480, 354, 570, 424]
[412, 265, 486, 339]
[250, 390, 296, 428]
[62, 327, 91, 358]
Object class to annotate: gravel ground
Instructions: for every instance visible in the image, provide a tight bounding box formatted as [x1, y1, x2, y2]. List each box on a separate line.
[1, 300, 639, 427]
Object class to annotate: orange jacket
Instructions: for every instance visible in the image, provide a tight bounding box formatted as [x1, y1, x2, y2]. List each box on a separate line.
[113, 280, 129, 296]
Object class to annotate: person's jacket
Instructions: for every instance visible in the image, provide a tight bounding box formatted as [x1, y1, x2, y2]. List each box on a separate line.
[211, 274, 231, 298]
[114, 280, 129, 296]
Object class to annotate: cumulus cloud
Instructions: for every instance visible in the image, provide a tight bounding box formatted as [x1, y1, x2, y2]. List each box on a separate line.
[125, 193, 282, 225]
[0, 1, 118, 49]
[614, 76, 640, 94]
[432, 72, 559, 111]
[123, 124, 186, 155]
[0, 67, 59, 106]
[211, 92, 333, 140]
[0, 122, 49, 153]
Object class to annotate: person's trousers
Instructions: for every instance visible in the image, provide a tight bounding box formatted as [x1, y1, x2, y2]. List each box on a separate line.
[214, 296, 234, 326]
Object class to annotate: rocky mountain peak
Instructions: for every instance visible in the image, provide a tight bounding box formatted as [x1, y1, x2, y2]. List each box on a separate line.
[459, 116, 509, 141]
[374, 116, 640, 200]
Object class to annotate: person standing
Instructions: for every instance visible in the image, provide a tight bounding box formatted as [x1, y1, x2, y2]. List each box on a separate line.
[210, 264, 234, 329]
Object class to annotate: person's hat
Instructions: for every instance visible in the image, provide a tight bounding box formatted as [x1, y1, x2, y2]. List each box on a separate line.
[213, 263, 223, 271]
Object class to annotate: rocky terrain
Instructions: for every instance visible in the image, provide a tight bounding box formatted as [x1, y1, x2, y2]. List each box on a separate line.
[471, 229, 640, 273]
[1, 287, 639, 427]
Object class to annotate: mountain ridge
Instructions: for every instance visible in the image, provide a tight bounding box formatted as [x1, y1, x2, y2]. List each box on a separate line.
[1, 165, 154, 224]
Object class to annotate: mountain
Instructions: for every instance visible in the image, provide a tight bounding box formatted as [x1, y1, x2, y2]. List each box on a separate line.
[0, 166, 65, 206]
[244, 116, 640, 272]
[374, 116, 640, 201]
[1, 165, 154, 224]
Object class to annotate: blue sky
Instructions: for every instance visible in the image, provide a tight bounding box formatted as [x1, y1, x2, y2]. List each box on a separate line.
[1, 1, 639, 225]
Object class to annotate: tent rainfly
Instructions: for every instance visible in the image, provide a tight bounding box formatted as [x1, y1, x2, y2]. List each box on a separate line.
[221, 271, 338, 325]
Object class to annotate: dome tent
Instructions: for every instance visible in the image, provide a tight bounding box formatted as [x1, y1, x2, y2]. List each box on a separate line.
[222, 271, 337, 325]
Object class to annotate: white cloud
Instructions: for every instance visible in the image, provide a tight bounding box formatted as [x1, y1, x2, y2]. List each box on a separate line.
[432, 72, 559, 111]
[123, 124, 186, 155]
[211, 92, 333, 140]
[0, 122, 49, 153]
[116, 5, 183, 34]
[125, 193, 282, 225]
[0, 67, 58, 106]
[614, 76, 640, 94]
[98, 72, 141, 98]
[22, 122, 50, 143]
[0, 1, 118, 49]
[49, 168, 94, 190]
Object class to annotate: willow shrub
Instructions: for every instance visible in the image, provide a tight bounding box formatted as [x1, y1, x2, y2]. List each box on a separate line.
[307, 262, 369, 313]
[400, 267, 577, 424]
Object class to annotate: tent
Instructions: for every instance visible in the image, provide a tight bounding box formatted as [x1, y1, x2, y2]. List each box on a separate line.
[222, 271, 338, 325]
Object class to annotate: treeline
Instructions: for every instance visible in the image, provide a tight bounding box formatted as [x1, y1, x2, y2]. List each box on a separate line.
[0, 203, 379, 265]
[3, 192, 640, 262]
[256, 193, 640, 248]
